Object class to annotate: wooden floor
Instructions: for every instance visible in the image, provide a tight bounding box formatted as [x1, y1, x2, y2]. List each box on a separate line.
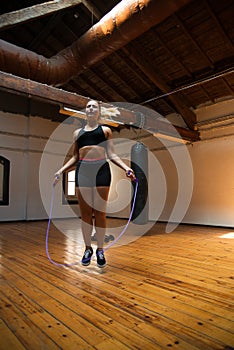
[0, 220, 234, 350]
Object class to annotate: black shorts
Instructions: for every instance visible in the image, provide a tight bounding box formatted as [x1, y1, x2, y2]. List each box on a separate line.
[75, 159, 111, 187]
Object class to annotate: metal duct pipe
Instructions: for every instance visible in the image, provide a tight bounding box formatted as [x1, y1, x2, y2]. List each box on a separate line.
[0, 0, 191, 86]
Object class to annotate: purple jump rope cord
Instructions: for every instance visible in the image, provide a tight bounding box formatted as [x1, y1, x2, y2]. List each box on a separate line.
[104, 178, 138, 252]
[46, 176, 138, 267]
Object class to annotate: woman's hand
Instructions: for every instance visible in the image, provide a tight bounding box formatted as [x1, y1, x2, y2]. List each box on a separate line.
[125, 168, 136, 181]
[53, 171, 62, 186]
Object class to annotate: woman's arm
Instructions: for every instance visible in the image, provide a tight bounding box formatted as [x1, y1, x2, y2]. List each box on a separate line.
[54, 129, 80, 183]
[104, 126, 136, 181]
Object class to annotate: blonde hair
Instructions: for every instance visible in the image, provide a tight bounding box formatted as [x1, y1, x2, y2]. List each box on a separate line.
[100, 106, 120, 120]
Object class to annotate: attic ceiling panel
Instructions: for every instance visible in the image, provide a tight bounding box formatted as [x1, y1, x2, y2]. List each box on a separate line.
[25, 21, 55, 51]
[87, 72, 126, 102]
[83, 65, 123, 100]
[85, 70, 122, 101]
[161, 22, 212, 74]
[132, 85, 162, 105]
[64, 80, 92, 101]
[117, 50, 160, 91]
[50, 22, 77, 47]
[29, 18, 77, 53]
[0, 24, 32, 47]
[91, 0, 119, 16]
[179, 0, 234, 60]
[36, 39, 57, 58]
[219, 4, 234, 37]
[225, 74, 234, 91]
[80, 68, 126, 102]
[201, 78, 234, 101]
[147, 99, 175, 117]
[186, 14, 234, 63]
[75, 73, 108, 101]
[20, 25, 39, 47]
[104, 54, 148, 94]
[181, 86, 213, 107]
[207, 0, 234, 33]
[129, 30, 191, 84]
[101, 60, 138, 99]
[1, 14, 55, 48]
[152, 29, 193, 79]
[62, 4, 95, 36]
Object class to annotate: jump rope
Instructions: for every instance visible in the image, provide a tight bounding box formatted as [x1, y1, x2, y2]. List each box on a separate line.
[45, 172, 138, 267]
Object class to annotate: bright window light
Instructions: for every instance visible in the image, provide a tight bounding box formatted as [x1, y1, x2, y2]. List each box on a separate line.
[219, 232, 234, 239]
[67, 170, 76, 196]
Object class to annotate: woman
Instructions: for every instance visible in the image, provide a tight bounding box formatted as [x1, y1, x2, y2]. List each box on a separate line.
[55, 100, 135, 268]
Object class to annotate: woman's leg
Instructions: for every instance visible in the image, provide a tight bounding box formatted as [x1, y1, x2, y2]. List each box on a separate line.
[93, 186, 110, 249]
[77, 187, 93, 248]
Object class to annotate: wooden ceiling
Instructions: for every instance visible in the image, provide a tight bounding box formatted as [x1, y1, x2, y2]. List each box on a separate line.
[0, 0, 234, 142]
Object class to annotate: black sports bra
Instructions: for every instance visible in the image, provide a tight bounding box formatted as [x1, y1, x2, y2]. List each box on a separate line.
[76, 125, 107, 150]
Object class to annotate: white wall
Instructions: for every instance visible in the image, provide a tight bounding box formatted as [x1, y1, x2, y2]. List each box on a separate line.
[184, 136, 234, 226]
[1, 113, 28, 220]
[0, 112, 78, 221]
[151, 136, 234, 227]
[0, 99, 233, 227]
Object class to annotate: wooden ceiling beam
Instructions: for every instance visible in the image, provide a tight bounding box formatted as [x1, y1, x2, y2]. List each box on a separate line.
[0, 71, 88, 107]
[0, 71, 199, 141]
[123, 44, 197, 130]
[0, 0, 82, 31]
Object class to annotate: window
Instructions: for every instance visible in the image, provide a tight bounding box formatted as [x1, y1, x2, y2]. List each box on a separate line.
[0, 156, 10, 205]
[62, 169, 77, 204]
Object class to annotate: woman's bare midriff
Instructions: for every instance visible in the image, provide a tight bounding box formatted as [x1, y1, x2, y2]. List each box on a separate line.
[79, 145, 106, 160]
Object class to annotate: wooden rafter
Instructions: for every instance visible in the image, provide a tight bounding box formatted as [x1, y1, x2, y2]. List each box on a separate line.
[0, 0, 83, 31]
[0, 71, 199, 142]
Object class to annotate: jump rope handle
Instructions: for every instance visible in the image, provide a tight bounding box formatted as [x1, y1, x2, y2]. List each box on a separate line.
[53, 174, 61, 187]
[127, 170, 138, 182]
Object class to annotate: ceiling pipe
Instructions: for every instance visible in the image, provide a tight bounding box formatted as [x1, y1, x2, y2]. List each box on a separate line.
[0, 0, 191, 86]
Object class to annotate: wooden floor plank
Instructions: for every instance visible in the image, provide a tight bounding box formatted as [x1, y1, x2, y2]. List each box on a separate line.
[0, 318, 26, 350]
[1, 268, 114, 349]
[0, 291, 59, 350]
[2, 246, 233, 348]
[1, 220, 234, 350]
[1, 262, 166, 349]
